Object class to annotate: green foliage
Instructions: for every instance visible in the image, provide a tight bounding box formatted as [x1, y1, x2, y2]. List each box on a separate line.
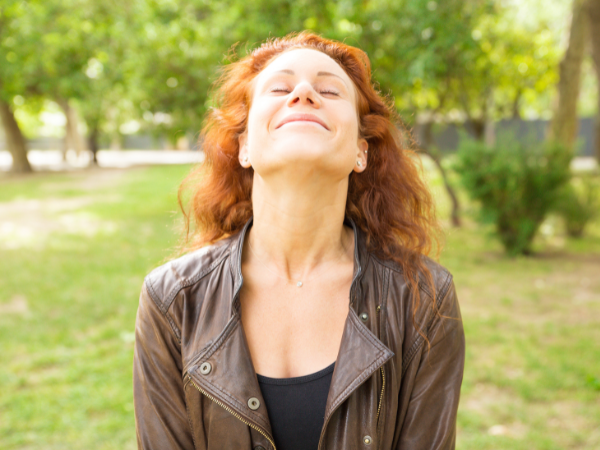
[454, 133, 573, 255]
[553, 175, 600, 238]
[1, 0, 565, 142]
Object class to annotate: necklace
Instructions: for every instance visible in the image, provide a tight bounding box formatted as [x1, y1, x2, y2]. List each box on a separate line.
[246, 234, 351, 287]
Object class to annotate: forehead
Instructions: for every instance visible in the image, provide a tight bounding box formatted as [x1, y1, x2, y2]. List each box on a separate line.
[251, 48, 356, 100]
[261, 48, 348, 78]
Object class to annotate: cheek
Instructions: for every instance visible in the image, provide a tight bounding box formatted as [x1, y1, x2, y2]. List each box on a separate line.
[336, 108, 360, 141]
[247, 101, 280, 138]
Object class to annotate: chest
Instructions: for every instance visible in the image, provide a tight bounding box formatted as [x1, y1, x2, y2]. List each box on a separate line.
[238, 270, 353, 378]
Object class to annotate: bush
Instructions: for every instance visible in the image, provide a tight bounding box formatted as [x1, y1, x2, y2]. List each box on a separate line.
[454, 134, 573, 255]
[553, 176, 600, 238]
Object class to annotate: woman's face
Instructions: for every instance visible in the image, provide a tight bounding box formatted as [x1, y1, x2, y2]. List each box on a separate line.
[239, 48, 367, 179]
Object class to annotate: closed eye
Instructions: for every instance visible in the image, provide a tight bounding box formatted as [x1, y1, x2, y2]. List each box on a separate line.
[270, 87, 339, 96]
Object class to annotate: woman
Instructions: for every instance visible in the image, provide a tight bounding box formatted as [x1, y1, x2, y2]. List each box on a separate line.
[133, 31, 465, 450]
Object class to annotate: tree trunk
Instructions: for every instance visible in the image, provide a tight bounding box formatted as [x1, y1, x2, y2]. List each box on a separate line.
[466, 119, 485, 141]
[87, 125, 99, 165]
[484, 92, 496, 147]
[587, 0, 600, 162]
[512, 88, 522, 119]
[549, 0, 589, 149]
[419, 121, 462, 227]
[58, 98, 87, 159]
[0, 99, 32, 173]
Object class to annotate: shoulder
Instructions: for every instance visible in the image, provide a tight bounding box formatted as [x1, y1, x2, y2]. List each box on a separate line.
[370, 252, 454, 303]
[370, 251, 462, 371]
[143, 237, 234, 312]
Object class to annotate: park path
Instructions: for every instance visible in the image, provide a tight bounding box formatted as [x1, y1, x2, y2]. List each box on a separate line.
[0, 149, 205, 172]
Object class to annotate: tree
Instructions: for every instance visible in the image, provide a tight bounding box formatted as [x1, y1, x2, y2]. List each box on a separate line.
[549, 0, 590, 149]
[1, 0, 95, 171]
[586, 0, 600, 161]
[0, 1, 38, 173]
[0, 100, 31, 172]
[30, 0, 137, 164]
[73, 2, 144, 163]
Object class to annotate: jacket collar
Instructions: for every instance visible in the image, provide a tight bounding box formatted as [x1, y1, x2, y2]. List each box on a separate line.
[188, 214, 394, 445]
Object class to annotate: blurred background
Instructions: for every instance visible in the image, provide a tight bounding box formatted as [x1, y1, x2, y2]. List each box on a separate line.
[0, 0, 599, 448]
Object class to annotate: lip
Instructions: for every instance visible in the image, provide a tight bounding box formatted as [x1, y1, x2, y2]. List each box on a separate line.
[276, 113, 330, 131]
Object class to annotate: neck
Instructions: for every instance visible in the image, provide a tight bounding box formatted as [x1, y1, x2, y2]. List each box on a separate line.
[244, 173, 354, 282]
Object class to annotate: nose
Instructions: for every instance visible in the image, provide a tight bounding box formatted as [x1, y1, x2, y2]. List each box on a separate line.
[287, 81, 321, 108]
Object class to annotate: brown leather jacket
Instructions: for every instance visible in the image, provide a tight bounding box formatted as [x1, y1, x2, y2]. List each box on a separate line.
[133, 215, 465, 450]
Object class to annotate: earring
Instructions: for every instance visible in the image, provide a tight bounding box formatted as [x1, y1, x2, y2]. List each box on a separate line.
[364, 150, 368, 153]
[243, 156, 248, 163]
[357, 160, 362, 167]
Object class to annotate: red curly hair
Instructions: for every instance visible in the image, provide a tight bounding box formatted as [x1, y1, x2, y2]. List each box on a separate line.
[178, 31, 443, 345]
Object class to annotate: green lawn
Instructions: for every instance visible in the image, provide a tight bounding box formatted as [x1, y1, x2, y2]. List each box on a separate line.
[1, 164, 599, 449]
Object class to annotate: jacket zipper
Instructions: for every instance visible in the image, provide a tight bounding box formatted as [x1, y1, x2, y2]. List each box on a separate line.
[376, 365, 385, 449]
[376, 304, 385, 426]
[376, 366, 385, 423]
[187, 374, 277, 450]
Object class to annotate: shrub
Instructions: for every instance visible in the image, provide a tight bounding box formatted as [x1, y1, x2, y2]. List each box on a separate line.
[553, 176, 600, 238]
[454, 134, 573, 255]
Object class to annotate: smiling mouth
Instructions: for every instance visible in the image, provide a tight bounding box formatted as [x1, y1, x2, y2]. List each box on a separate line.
[276, 114, 330, 130]
[281, 120, 326, 129]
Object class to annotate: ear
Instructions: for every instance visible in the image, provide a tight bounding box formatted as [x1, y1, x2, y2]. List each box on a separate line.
[238, 131, 250, 167]
[354, 138, 368, 173]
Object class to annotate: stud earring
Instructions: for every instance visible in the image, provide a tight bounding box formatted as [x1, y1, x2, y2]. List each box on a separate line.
[357, 160, 362, 167]
[364, 150, 368, 153]
[243, 156, 248, 163]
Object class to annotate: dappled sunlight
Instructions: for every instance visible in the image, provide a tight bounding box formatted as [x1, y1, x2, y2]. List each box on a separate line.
[0, 197, 118, 249]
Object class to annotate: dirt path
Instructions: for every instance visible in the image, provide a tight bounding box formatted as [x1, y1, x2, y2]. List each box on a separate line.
[0, 169, 127, 249]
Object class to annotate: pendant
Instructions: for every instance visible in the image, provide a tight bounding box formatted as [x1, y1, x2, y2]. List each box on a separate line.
[297, 281, 303, 287]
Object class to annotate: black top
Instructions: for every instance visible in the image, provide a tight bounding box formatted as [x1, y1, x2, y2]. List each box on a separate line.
[256, 361, 336, 450]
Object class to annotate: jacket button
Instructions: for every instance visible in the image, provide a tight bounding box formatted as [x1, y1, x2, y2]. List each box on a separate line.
[360, 312, 369, 322]
[254, 447, 266, 450]
[363, 435, 372, 445]
[248, 397, 260, 410]
[200, 362, 212, 375]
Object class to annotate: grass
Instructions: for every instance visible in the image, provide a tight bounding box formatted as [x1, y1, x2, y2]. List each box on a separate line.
[1, 163, 599, 449]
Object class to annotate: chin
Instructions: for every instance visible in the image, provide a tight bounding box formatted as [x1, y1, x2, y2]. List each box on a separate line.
[272, 143, 330, 160]
[275, 134, 332, 151]
[257, 149, 350, 179]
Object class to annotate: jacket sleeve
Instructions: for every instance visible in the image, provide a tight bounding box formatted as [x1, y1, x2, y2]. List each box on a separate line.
[396, 278, 466, 449]
[133, 282, 195, 450]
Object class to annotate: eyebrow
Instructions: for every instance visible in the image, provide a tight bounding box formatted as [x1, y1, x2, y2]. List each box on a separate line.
[273, 69, 344, 81]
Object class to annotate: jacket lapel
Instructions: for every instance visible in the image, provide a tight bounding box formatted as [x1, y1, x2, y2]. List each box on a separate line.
[324, 308, 394, 420]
